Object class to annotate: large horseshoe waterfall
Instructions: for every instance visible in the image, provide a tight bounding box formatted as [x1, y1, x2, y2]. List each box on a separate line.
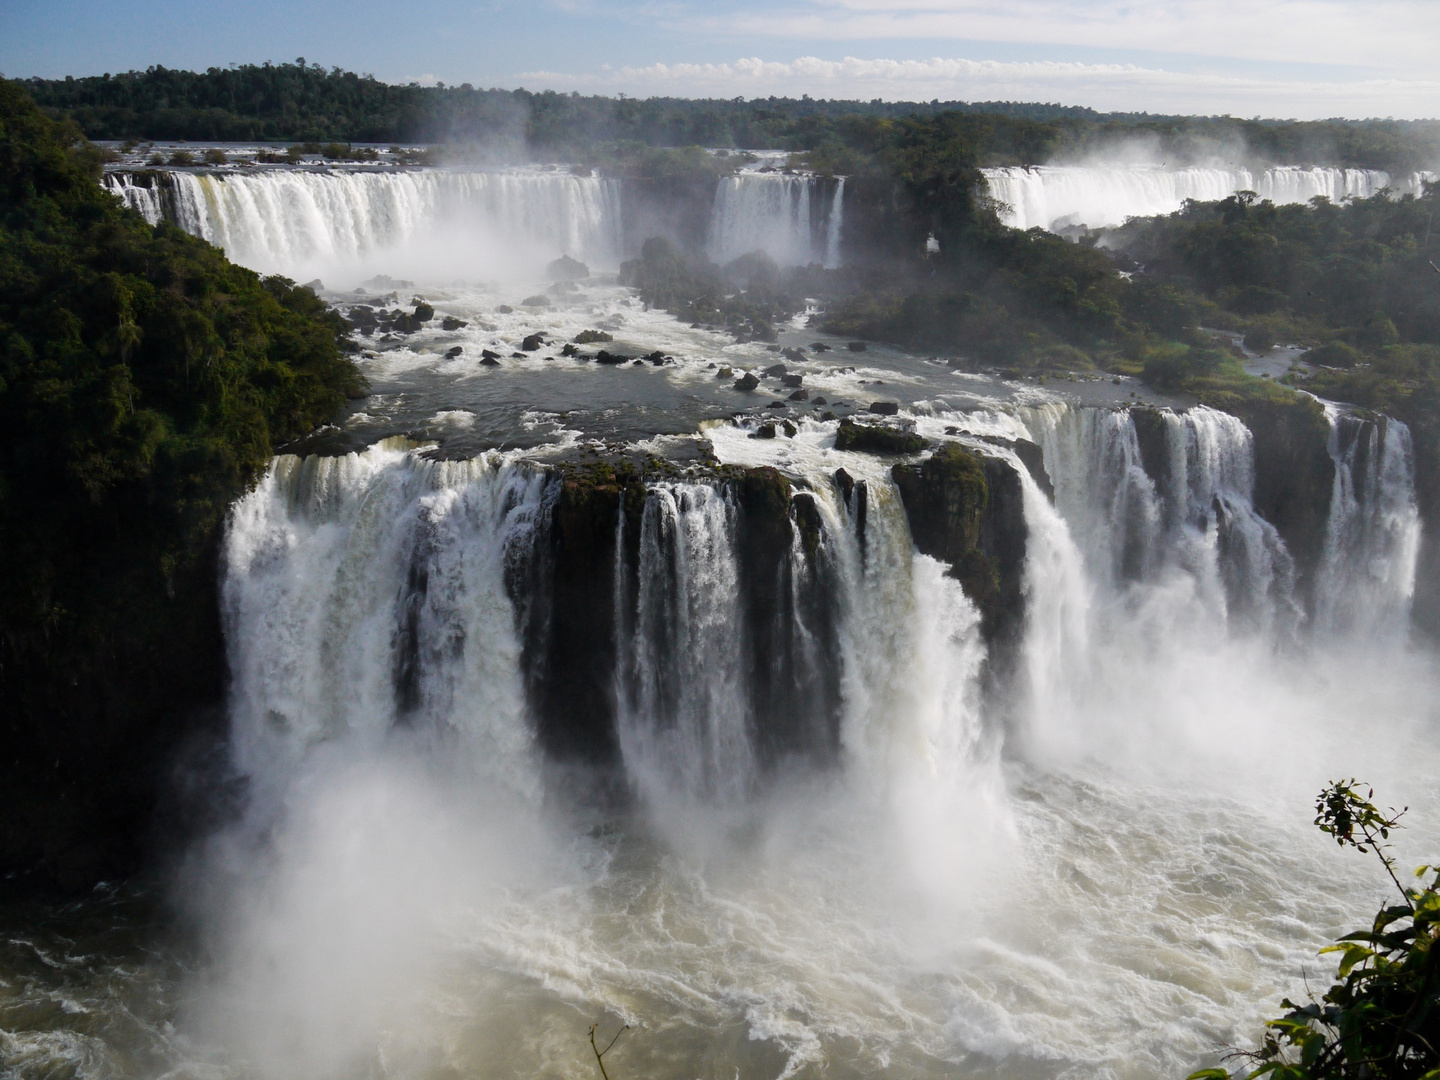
[8, 141, 1436, 1080]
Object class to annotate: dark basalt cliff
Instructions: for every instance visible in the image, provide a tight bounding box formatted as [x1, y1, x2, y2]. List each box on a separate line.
[1133, 399, 1336, 615]
[507, 463, 844, 772]
[1223, 396, 1335, 603]
[891, 443, 1031, 651]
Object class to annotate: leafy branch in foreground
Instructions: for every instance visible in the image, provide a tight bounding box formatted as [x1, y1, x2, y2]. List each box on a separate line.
[1190, 781, 1440, 1080]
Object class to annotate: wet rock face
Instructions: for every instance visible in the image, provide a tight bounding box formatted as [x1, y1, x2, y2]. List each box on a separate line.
[892, 443, 1028, 648]
[733, 471, 843, 765]
[1129, 407, 1172, 509]
[508, 469, 645, 763]
[506, 464, 843, 773]
[834, 419, 927, 455]
[1225, 395, 1334, 607]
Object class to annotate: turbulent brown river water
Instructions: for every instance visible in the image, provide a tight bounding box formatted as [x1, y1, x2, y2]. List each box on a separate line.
[3, 164, 1438, 1080]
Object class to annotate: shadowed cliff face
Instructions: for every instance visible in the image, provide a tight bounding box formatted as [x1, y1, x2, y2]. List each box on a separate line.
[506, 464, 844, 773]
[0, 546, 229, 891]
[891, 443, 1030, 652]
[507, 468, 646, 764]
[1212, 397, 1335, 605]
[1133, 399, 1335, 618]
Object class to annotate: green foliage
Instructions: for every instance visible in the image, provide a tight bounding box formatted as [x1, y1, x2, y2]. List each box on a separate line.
[1142, 342, 1226, 389]
[1106, 184, 1440, 541]
[1191, 783, 1440, 1080]
[833, 419, 928, 454]
[1111, 187, 1440, 350]
[1304, 342, 1364, 368]
[25, 64, 1439, 171]
[0, 80, 362, 879]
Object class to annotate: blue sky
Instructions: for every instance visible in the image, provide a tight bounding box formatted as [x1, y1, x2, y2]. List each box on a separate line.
[3, 0, 1436, 118]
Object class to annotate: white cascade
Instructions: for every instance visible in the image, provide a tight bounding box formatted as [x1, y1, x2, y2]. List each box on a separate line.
[1314, 407, 1422, 638]
[1021, 402, 1296, 636]
[1164, 406, 1298, 634]
[105, 168, 625, 282]
[708, 173, 846, 268]
[221, 440, 545, 801]
[983, 164, 1422, 231]
[616, 483, 754, 804]
[104, 173, 165, 225]
[823, 177, 845, 269]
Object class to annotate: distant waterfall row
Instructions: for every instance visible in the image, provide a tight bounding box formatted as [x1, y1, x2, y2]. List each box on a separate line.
[103, 168, 849, 278]
[223, 399, 1420, 807]
[982, 165, 1434, 231]
[104, 169, 627, 281]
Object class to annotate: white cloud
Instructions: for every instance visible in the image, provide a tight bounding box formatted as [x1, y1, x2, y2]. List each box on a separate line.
[685, 1, 1439, 73]
[517, 55, 1440, 119]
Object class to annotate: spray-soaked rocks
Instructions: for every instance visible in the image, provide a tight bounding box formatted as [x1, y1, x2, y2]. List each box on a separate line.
[892, 443, 1029, 649]
[390, 301, 434, 333]
[834, 419, 927, 454]
[547, 254, 589, 280]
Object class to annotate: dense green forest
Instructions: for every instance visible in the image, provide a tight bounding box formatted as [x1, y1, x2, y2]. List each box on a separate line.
[0, 80, 362, 885]
[22, 61, 1440, 170]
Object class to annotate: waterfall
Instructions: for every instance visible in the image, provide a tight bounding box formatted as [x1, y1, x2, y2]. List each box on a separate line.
[222, 440, 992, 812]
[1020, 403, 1297, 636]
[983, 164, 1421, 231]
[1313, 406, 1422, 638]
[823, 177, 845, 269]
[105, 172, 166, 226]
[222, 441, 546, 801]
[616, 483, 754, 804]
[708, 173, 846, 268]
[103, 168, 625, 282]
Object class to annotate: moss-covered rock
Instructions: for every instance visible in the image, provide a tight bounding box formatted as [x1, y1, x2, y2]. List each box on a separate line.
[892, 443, 1028, 646]
[834, 419, 928, 454]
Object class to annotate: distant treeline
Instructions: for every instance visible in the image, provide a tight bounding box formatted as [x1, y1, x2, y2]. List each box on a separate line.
[20, 61, 1440, 170]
